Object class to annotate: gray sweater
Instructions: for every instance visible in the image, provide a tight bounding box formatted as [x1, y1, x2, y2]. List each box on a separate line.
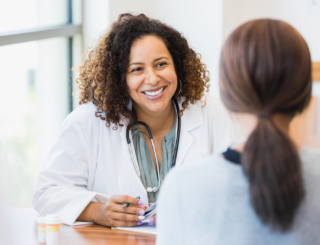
[157, 146, 320, 245]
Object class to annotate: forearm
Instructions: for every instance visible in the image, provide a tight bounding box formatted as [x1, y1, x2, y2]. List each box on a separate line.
[77, 202, 104, 224]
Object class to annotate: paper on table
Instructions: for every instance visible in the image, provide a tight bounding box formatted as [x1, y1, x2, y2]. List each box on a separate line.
[72, 221, 94, 226]
[112, 222, 157, 235]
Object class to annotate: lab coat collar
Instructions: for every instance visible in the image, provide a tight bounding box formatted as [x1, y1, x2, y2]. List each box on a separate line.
[175, 97, 203, 167]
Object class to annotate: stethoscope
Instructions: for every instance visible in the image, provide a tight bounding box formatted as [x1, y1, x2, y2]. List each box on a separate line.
[126, 98, 181, 193]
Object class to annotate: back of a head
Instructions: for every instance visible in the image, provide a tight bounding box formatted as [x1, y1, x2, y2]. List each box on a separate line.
[219, 19, 312, 231]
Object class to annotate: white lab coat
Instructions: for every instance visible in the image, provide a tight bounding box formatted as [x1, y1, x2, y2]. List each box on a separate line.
[32, 95, 230, 225]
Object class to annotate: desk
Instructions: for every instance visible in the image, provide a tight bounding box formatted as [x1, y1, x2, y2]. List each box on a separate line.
[7, 208, 156, 245]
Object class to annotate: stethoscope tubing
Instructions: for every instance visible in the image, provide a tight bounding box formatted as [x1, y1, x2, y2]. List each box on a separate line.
[126, 98, 181, 192]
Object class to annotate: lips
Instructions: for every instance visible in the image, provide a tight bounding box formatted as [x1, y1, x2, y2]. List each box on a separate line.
[142, 86, 166, 96]
[142, 86, 167, 101]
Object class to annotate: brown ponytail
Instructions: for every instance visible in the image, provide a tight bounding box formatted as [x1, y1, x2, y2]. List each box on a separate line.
[243, 117, 304, 230]
[220, 19, 312, 231]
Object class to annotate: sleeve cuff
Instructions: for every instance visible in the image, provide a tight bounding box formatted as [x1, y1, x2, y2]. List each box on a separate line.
[62, 192, 110, 226]
[92, 193, 110, 203]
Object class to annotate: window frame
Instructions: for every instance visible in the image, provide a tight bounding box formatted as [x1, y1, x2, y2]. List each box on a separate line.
[0, 0, 82, 112]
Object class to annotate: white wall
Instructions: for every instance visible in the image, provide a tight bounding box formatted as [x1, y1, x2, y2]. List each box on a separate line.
[82, 0, 109, 50]
[274, 0, 320, 61]
[223, 0, 276, 39]
[223, 0, 320, 61]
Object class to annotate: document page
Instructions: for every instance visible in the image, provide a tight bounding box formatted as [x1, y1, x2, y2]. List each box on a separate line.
[112, 222, 157, 235]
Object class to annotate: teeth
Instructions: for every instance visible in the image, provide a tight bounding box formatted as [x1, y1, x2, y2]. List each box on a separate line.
[144, 87, 164, 96]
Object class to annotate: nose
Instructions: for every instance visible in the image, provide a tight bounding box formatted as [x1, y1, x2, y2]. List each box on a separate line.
[145, 68, 160, 85]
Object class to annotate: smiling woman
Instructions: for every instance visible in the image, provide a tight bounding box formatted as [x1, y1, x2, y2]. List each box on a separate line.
[127, 36, 177, 116]
[32, 13, 230, 228]
[77, 13, 210, 129]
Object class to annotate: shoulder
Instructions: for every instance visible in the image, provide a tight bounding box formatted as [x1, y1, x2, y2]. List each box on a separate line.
[67, 102, 106, 124]
[204, 94, 229, 118]
[68, 102, 99, 120]
[61, 102, 104, 132]
[186, 94, 225, 110]
[184, 154, 242, 177]
[180, 94, 228, 121]
[191, 94, 228, 119]
[300, 146, 320, 160]
[163, 154, 243, 192]
[203, 94, 226, 110]
[300, 146, 320, 176]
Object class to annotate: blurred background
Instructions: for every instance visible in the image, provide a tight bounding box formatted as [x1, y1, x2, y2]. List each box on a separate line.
[0, 0, 319, 208]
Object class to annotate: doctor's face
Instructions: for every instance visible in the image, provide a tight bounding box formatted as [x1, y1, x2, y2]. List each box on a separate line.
[126, 35, 178, 115]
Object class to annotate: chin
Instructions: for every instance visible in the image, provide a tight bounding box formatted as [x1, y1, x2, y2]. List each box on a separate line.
[147, 100, 171, 113]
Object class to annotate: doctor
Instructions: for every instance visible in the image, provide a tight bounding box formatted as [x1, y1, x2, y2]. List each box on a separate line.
[32, 13, 230, 227]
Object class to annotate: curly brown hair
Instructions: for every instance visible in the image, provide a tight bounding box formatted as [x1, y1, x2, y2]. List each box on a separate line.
[76, 13, 210, 129]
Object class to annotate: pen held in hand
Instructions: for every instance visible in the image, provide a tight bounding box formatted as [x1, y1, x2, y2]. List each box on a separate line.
[122, 196, 141, 207]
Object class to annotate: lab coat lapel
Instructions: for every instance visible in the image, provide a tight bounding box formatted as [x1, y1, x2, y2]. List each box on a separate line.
[175, 100, 203, 167]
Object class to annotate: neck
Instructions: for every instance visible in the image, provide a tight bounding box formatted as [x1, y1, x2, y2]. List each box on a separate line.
[232, 113, 299, 152]
[133, 100, 175, 135]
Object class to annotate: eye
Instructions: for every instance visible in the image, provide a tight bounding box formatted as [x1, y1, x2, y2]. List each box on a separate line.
[131, 67, 143, 73]
[156, 62, 168, 68]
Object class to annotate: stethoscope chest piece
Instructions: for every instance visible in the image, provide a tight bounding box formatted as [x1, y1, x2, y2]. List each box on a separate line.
[147, 187, 159, 193]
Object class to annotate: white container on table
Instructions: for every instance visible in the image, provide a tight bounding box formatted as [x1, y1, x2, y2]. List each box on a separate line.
[45, 215, 61, 245]
[37, 216, 46, 243]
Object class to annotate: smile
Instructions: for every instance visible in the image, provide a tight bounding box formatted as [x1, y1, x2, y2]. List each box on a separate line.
[143, 86, 165, 96]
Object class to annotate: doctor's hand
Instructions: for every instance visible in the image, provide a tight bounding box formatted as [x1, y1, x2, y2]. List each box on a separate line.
[96, 195, 147, 227]
[148, 214, 156, 226]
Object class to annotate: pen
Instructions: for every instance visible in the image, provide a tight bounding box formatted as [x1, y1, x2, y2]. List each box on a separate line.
[122, 196, 140, 207]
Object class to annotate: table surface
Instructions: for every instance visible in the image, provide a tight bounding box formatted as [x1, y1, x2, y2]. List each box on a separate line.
[6, 208, 156, 245]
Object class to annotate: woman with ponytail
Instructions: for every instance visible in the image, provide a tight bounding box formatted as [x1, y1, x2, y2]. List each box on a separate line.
[157, 19, 320, 245]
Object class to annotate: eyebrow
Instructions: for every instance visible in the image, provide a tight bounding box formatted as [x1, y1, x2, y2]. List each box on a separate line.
[128, 56, 169, 66]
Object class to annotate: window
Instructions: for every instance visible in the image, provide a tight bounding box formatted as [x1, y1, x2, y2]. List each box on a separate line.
[0, 0, 82, 207]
